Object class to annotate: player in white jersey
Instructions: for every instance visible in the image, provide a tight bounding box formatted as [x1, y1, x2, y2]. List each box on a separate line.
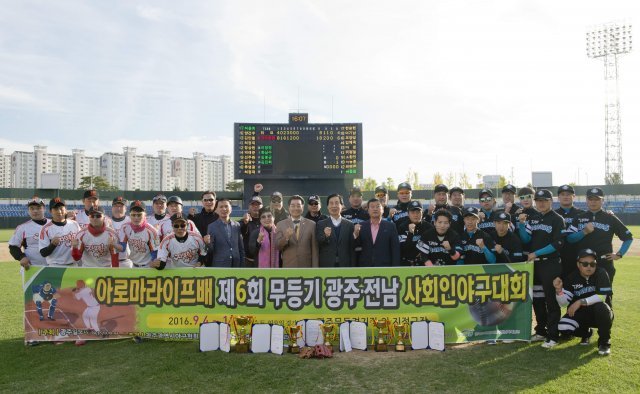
[152, 213, 207, 269]
[159, 196, 199, 239]
[120, 200, 160, 268]
[110, 196, 132, 267]
[74, 189, 112, 229]
[9, 197, 49, 269]
[73, 280, 101, 337]
[147, 194, 170, 232]
[71, 206, 121, 268]
[39, 198, 82, 266]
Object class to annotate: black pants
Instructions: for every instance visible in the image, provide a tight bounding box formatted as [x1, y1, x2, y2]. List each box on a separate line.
[597, 257, 616, 308]
[558, 302, 613, 346]
[533, 258, 562, 341]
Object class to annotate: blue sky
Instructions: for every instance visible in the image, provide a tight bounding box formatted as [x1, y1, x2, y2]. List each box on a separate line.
[1, 1, 639, 187]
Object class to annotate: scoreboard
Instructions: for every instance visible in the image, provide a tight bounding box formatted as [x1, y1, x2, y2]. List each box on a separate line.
[234, 115, 363, 179]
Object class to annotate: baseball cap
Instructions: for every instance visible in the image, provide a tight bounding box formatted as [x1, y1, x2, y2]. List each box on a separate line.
[83, 189, 99, 199]
[479, 189, 493, 198]
[502, 184, 517, 194]
[112, 196, 127, 206]
[397, 182, 412, 191]
[49, 197, 65, 208]
[27, 197, 45, 207]
[434, 184, 448, 194]
[153, 194, 167, 203]
[349, 187, 362, 197]
[271, 191, 283, 202]
[250, 196, 263, 205]
[518, 187, 535, 197]
[129, 200, 146, 212]
[408, 200, 423, 211]
[462, 207, 480, 218]
[170, 213, 187, 223]
[308, 195, 320, 204]
[534, 189, 553, 201]
[494, 212, 511, 222]
[449, 186, 464, 195]
[88, 206, 105, 215]
[577, 248, 598, 260]
[557, 184, 575, 195]
[586, 187, 604, 199]
[167, 196, 183, 205]
[374, 186, 388, 195]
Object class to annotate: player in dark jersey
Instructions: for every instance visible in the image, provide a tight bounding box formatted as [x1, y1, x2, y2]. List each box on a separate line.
[499, 184, 520, 220]
[423, 184, 449, 221]
[32, 281, 58, 321]
[477, 189, 498, 236]
[554, 248, 613, 356]
[491, 212, 525, 264]
[374, 186, 391, 219]
[389, 182, 412, 229]
[416, 209, 462, 266]
[517, 189, 565, 348]
[566, 187, 633, 307]
[459, 207, 496, 265]
[447, 186, 465, 235]
[514, 186, 537, 252]
[398, 201, 434, 266]
[341, 187, 369, 225]
[555, 184, 585, 279]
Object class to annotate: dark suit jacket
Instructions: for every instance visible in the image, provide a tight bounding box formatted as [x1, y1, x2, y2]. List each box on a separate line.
[356, 220, 401, 267]
[316, 217, 356, 268]
[207, 219, 245, 268]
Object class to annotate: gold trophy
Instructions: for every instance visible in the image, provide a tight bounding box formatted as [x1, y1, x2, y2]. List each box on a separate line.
[372, 318, 391, 352]
[231, 315, 254, 353]
[320, 323, 338, 351]
[287, 325, 303, 354]
[393, 322, 410, 352]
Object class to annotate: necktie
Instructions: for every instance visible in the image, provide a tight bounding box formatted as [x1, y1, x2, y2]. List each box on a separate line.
[293, 220, 300, 240]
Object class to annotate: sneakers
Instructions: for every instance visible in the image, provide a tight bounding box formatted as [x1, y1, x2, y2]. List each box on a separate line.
[580, 329, 593, 346]
[598, 345, 611, 356]
[531, 334, 546, 342]
[502, 340, 515, 344]
[541, 340, 558, 348]
[133, 336, 143, 344]
[486, 340, 497, 345]
[75, 340, 86, 346]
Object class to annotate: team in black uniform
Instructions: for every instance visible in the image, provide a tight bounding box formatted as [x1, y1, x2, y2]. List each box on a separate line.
[491, 212, 525, 264]
[459, 207, 497, 265]
[416, 209, 462, 266]
[554, 184, 585, 279]
[398, 201, 434, 265]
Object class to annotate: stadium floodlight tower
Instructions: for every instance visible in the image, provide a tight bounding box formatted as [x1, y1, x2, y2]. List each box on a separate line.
[586, 22, 632, 185]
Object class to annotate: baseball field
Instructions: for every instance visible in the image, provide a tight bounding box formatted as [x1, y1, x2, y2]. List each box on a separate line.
[1, 231, 639, 392]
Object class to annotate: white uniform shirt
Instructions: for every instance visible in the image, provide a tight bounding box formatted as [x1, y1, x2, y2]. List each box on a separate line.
[120, 222, 160, 267]
[157, 232, 207, 268]
[111, 216, 131, 260]
[75, 227, 119, 268]
[147, 214, 170, 232]
[39, 220, 81, 265]
[74, 287, 99, 307]
[159, 219, 200, 240]
[9, 219, 50, 266]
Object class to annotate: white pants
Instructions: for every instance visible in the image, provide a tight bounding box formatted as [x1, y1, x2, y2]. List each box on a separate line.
[82, 305, 100, 331]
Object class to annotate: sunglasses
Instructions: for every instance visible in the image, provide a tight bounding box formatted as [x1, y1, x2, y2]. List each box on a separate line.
[90, 214, 103, 218]
[397, 191, 411, 196]
[130, 213, 143, 217]
[375, 193, 386, 198]
[519, 195, 533, 200]
[271, 198, 282, 203]
[308, 202, 319, 206]
[579, 261, 597, 268]
[479, 197, 493, 202]
[173, 224, 187, 229]
[203, 198, 215, 202]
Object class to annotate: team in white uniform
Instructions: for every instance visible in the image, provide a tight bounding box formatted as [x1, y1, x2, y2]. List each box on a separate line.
[110, 196, 132, 267]
[9, 197, 50, 268]
[71, 206, 122, 267]
[39, 198, 81, 266]
[119, 200, 160, 267]
[153, 213, 207, 268]
[159, 196, 200, 240]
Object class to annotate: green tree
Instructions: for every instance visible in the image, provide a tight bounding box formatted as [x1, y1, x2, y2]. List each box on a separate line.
[78, 176, 117, 191]
[444, 172, 455, 188]
[433, 172, 444, 186]
[406, 170, 419, 190]
[458, 173, 472, 189]
[498, 176, 507, 189]
[360, 177, 378, 191]
[605, 173, 623, 185]
[383, 177, 396, 191]
[226, 180, 244, 192]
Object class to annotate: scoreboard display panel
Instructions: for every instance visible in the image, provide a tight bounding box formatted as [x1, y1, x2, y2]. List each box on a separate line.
[234, 117, 363, 179]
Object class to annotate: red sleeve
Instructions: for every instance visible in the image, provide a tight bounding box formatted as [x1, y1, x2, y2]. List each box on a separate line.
[71, 246, 83, 261]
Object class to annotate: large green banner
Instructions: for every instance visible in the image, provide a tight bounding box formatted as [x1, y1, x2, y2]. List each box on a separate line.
[22, 264, 533, 344]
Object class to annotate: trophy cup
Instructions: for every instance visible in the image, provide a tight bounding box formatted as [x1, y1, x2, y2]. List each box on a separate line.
[232, 315, 254, 353]
[287, 325, 303, 354]
[372, 318, 391, 352]
[393, 322, 410, 352]
[319, 323, 337, 351]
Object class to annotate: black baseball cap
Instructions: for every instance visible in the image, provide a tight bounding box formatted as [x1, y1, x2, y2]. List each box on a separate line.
[170, 213, 187, 223]
[434, 184, 448, 194]
[518, 187, 535, 197]
[308, 195, 320, 204]
[502, 184, 516, 194]
[250, 196, 263, 205]
[449, 186, 464, 195]
[129, 200, 146, 212]
[27, 197, 45, 207]
[587, 187, 604, 199]
[271, 191, 283, 201]
[494, 212, 511, 222]
[374, 186, 388, 195]
[463, 207, 480, 218]
[167, 196, 183, 205]
[349, 187, 362, 197]
[153, 194, 167, 203]
[83, 189, 99, 199]
[112, 196, 127, 206]
[534, 189, 553, 201]
[577, 248, 598, 260]
[408, 200, 423, 211]
[88, 206, 105, 215]
[557, 184, 575, 195]
[397, 182, 412, 191]
[479, 189, 493, 198]
[49, 197, 65, 208]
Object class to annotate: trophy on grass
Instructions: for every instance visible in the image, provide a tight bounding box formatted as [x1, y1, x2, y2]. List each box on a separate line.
[319, 323, 338, 351]
[371, 318, 392, 352]
[286, 325, 303, 354]
[393, 322, 410, 352]
[231, 315, 255, 353]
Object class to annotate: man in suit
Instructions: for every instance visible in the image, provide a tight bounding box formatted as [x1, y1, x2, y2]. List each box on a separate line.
[276, 195, 319, 268]
[356, 198, 401, 267]
[316, 194, 356, 267]
[206, 198, 244, 268]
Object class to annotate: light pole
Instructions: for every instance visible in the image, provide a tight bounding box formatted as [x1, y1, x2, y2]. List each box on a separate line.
[586, 22, 632, 184]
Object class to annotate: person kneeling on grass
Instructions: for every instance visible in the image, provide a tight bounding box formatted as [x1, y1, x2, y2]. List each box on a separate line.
[553, 248, 613, 356]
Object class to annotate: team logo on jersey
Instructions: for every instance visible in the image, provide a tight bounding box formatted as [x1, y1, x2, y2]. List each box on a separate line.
[58, 232, 76, 247]
[172, 249, 197, 263]
[85, 243, 109, 259]
[129, 238, 150, 253]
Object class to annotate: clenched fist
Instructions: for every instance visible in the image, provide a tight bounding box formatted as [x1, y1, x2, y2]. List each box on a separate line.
[583, 223, 595, 234]
[354, 224, 361, 238]
[324, 227, 332, 237]
[442, 241, 451, 251]
[475, 238, 485, 249]
[495, 244, 503, 254]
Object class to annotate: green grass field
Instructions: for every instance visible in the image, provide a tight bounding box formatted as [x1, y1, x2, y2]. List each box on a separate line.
[0, 260, 639, 392]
